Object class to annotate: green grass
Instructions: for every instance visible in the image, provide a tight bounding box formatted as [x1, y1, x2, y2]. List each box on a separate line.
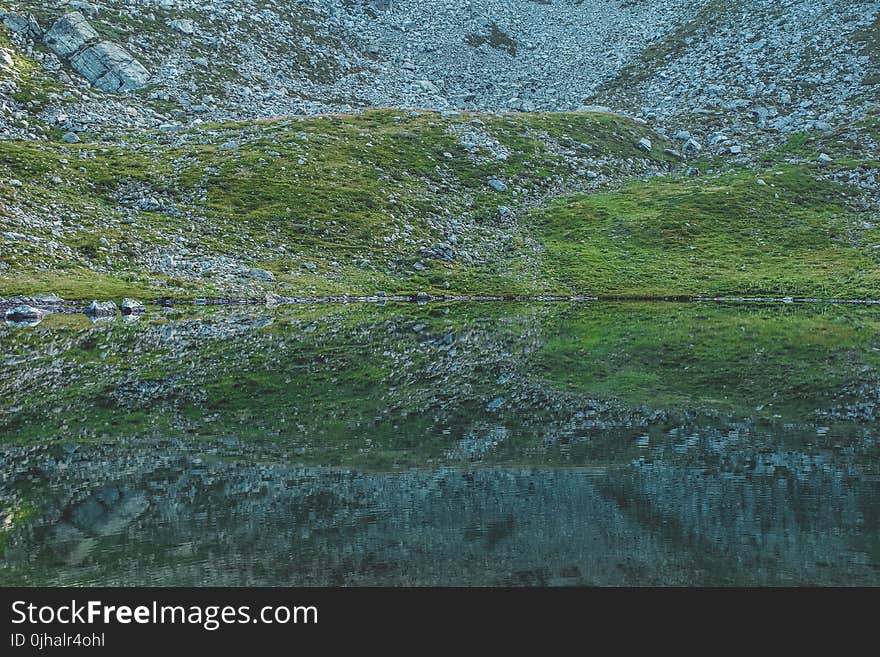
[0, 501, 35, 557]
[0, 109, 673, 299]
[535, 302, 880, 419]
[0, 271, 156, 299]
[1, 104, 878, 301]
[0, 25, 65, 114]
[533, 165, 880, 298]
[3, 302, 879, 457]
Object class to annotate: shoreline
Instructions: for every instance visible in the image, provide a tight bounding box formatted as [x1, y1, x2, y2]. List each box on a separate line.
[3, 293, 880, 318]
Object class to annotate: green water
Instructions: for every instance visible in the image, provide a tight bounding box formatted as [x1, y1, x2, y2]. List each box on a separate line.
[1, 302, 878, 585]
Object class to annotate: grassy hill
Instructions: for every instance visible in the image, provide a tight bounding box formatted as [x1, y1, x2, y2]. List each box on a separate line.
[1, 105, 878, 300]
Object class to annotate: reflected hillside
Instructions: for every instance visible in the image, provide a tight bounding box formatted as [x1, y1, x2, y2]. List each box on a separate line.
[1, 302, 879, 585]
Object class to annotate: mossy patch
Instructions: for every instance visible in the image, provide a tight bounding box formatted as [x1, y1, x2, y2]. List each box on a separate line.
[532, 165, 879, 299]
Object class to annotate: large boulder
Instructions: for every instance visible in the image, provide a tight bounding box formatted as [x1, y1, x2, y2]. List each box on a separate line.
[70, 41, 149, 92]
[41, 12, 149, 92]
[43, 12, 98, 58]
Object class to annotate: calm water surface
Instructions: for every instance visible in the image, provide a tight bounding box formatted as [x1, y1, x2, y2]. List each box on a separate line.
[1, 302, 878, 585]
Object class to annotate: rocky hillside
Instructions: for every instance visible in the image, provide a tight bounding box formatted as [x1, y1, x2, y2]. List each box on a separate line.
[2, 302, 879, 584]
[2, 1, 876, 137]
[2, 105, 879, 302]
[598, 0, 880, 150]
[0, 0, 707, 134]
[1, 1, 879, 301]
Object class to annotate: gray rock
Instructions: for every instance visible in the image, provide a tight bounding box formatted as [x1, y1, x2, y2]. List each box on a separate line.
[68, 1, 98, 18]
[2, 14, 28, 34]
[168, 19, 196, 36]
[817, 153, 833, 164]
[135, 197, 161, 211]
[84, 300, 118, 317]
[578, 105, 614, 114]
[44, 12, 99, 59]
[70, 41, 150, 92]
[3, 13, 41, 38]
[637, 137, 652, 152]
[486, 397, 506, 411]
[120, 298, 146, 315]
[487, 178, 508, 192]
[682, 138, 702, 155]
[62, 131, 80, 144]
[249, 268, 275, 282]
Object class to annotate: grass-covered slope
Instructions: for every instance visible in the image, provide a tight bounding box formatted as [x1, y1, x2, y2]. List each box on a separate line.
[3, 302, 879, 456]
[1, 106, 878, 300]
[534, 165, 880, 298]
[1, 108, 674, 298]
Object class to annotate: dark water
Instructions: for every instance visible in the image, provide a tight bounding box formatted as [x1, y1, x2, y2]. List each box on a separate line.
[1, 302, 878, 585]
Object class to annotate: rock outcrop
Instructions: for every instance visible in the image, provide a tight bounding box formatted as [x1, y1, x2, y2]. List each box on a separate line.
[1, 11, 42, 39]
[4, 304, 44, 321]
[70, 40, 149, 92]
[43, 11, 97, 58]
[42, 12, 149, 92]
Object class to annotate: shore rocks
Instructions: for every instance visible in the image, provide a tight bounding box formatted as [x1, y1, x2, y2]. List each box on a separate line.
[85, 300, 118, 317]
[120, 298, 146, 315]
[248, 268, 275, 282]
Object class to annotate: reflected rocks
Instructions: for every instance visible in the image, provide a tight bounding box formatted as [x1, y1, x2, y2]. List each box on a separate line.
[2, 439, 878, 585]
[1, 294, 67, 327]
[1, 302, 880, 585]
[84, 299, 118, 318]
[66, 486, 149, 537]
[5, 305, 46, 322]
[4, 304, 45, 326]
[120, 298, 146, 316]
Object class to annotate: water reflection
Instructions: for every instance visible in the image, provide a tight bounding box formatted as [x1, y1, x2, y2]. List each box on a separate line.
[1, 302, 878, 585]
